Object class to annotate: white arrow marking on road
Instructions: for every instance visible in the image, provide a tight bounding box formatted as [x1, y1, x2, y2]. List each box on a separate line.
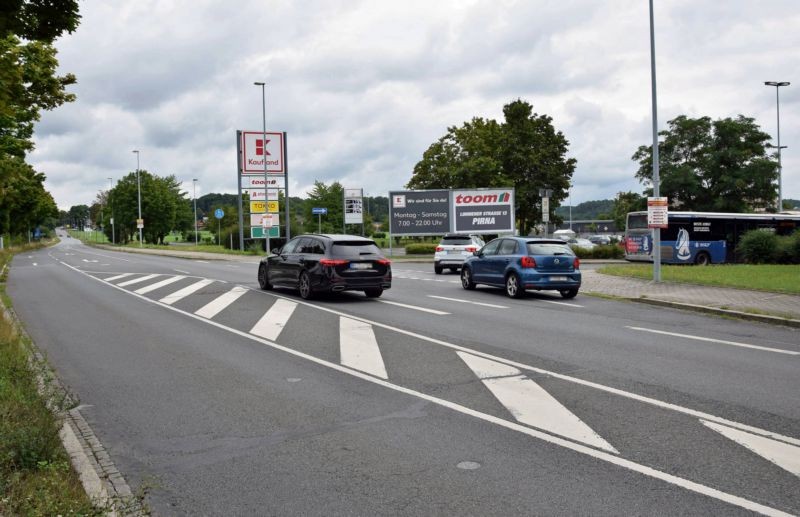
[134, 275, 186, 295]
[340, 317, 388, 379]
[194, 286, 247, 319]
[159, 278, 214, 305]
[627, 327, 800, 356]
[458, 352, 617, 453]
[117, 274, 161, 287]
[250, 299, 297, 341]
[104, 273, 135, 282]
[702, 420, 800, 478]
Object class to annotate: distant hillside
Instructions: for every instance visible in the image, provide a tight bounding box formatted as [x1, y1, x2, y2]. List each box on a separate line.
[555, 199, 613, 220]
[785, 198, 800, 210]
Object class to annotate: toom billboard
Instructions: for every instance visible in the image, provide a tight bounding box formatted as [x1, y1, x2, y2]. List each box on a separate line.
[452, 189, 515, 233]
[389, 188, 515, 236]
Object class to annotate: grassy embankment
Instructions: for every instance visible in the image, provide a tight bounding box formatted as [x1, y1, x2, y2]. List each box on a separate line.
[0, 242, 104, 515]
[599, 263, 800, 295]
[67, 228, 260, 255]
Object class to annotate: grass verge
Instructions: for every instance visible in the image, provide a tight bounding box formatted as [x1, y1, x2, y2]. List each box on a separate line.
[68, 229, 261, 256]
[0, 244, 105, 515]
[598, 263, 800, 294]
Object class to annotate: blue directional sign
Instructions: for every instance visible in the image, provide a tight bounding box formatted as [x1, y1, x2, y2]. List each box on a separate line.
[312, 207, 327, 215]
[214, 208, 224, 219]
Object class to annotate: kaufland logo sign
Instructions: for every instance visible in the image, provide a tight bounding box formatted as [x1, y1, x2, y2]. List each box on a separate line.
[242, 131, 285, 174]
[454, 191, 512, 205]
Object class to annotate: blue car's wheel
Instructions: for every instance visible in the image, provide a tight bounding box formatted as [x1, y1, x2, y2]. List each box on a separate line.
[505, 272, 525, 298]
[461, 267, 476, 290]
[560, 288, 578, 299]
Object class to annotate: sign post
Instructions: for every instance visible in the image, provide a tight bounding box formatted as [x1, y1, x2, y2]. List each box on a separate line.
[214, 208, 224, 246]
[343, 188, 364, 235]
[312, 207, 327, 233]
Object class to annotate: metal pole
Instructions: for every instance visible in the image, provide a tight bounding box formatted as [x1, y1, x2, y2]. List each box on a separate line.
[133, 150, 143, 247]
[236, 130, 244, 251]
[283, 132, 290, 240]
[108, 177, 115, 244]
[255, 82, 269, 253]
[193, 179, 198, 245]
[765, 82, 790, 211]
[649, 0, 661, 282]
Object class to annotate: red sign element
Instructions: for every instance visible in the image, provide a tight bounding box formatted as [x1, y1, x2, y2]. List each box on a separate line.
[256, 139, 271, 156]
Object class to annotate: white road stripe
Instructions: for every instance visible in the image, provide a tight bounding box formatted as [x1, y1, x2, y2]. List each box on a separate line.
[627, 326, 799, 356]
[134, 275, 186, 295]
[377, 300, 449, 315]
[458, 352, 617, 453]
[173, 269, 190, 274]
[117, 274, 161, 287]
[194, 260, 210, 263]
[159, 279, 214, 305]
[104, 273, 135, 282]
[340, 317, 388, 379]
[194, 286, 247, 319]
[702, 420, 800, 477]
[542, 300, 584, 308]
[249, 299, 297, 341]
[427, 295, 508, 309]
[60, 261, 796, 516]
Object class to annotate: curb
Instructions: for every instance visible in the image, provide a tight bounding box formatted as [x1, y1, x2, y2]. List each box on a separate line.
[631, 298, 800, 328]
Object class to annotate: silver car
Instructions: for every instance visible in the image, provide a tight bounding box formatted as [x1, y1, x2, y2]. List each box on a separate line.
[434, 234, 485, 274]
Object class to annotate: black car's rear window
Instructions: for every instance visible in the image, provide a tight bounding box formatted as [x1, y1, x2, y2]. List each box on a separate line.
[440, 236, 472, 245]
[331, 241, 382, 258]
[526, 243, 575, 256]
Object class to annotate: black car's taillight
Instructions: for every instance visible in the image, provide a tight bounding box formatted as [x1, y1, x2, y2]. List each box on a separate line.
[320, 259, 348, 267]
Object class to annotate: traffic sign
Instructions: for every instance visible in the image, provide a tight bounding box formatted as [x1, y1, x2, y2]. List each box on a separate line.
[312, 207, 327, 215]
[250, 226, 279, 238]
[136, 218, 144, 229]
[214, 208, 224, 219]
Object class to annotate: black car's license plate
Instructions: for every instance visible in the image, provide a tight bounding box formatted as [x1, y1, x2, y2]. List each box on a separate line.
[350, 263, 372, 270]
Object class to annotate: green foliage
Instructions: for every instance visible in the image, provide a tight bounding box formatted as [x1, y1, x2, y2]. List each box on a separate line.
[373, 232, 386, 239]
[0, 0, 81, 42]
[633, 115, 778, 212]
[303, 180, 344, 233]
[554, 200, 613, 220]
[0, 155, 58, 235]
[407, 99, 576, 235]
[610, 191, 646, 231]
[736, 230, 779, 263]
[405, 243, 438, 254]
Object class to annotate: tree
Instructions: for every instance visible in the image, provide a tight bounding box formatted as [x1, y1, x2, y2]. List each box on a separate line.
[303, 181, 344, 233]
[632, 115, 778, 212]
[0, 1, 81, 42]
[610, 191, 645, 231]
[407, 99, 576, 234]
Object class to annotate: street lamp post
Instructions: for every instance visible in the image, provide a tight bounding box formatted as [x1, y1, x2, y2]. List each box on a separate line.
[254, 81, 270, 253]
[193, 178, 198, 245]
[132, 150, 142, 246]
[648, 0, 662, 282]
[764, 81, 790, 211]
[108, 177, 115, 244]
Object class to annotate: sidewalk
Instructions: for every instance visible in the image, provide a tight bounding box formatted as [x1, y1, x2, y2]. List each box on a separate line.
[92, 244, 800, 327]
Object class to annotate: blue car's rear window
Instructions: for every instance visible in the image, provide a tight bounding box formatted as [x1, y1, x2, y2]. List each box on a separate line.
[526, 243, 574, 256]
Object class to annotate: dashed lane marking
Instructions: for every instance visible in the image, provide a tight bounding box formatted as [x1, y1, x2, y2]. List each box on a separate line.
[376, 300, 450, 315]
[427, 295, 508, 309]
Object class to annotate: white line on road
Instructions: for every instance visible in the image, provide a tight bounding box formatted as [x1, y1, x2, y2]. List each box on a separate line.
[702, 420, 800, 477]
[117, 274, 161, 287]
[159, 279, 214, 305]
[427, 295, 508, 309]
[340, 317, 388, 379]
[104, 273, 135, 282]
[541, 300, 584, 308]
[194, 286, 247, 319]
[173, 269, 190, 274]
[60, 260, 794, 517]
[194, 260, 210, 264]
[134, 275, 186, 295]
[377, 300, 449, 315]
[32, 262, 37, 266]
[249, 299, 297, 341]
[626, 327, 799, 356]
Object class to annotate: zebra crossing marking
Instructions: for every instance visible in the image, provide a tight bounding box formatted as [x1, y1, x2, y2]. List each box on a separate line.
[250, 299, 297, 341]
[339, 317, 388, 379]
[194, 286, 248, 319]
[702, 420, 800, 478]
[457, 351, 617, 453]
[134, 275, 185, 295]
[159, 278, 215, 305]
[105, 273, 135, 282]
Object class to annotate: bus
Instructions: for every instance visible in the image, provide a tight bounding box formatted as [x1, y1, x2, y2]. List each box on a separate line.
[624, 211, 800, 265]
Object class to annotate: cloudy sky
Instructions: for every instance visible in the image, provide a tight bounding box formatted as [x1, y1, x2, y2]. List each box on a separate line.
[30, 0, 799, 210]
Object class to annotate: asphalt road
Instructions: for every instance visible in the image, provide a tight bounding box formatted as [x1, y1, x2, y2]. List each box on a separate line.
[8, 235, 800, 516]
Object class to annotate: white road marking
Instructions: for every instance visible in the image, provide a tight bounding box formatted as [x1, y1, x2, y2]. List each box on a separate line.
[104, 273, 135, 282]
[541, 300, 584, 308]
[340, 317, 388, 379]
[134, 275, 186, 295]
[194, 286, 247, 319]
[702, 420, 800, 477]
[458, 352, 617, 453]
[59, 261, 796, 517]
[82, 259, 99, 263]
[626, 327, 799, 356]
[173, 269, 190, 274]
[159, 279, 214, 305]
[427, 295, 508, 309]
[117, 274, 161, 287]
[249, 299, 297, 341]
[32, 262, 37, 266]
[73, 248, 131, 262]
[194, 260, 210, 263]
[377, 300, 449, 315]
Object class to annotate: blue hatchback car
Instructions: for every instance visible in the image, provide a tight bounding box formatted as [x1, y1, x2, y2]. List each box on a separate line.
[461, 237, 581, 299]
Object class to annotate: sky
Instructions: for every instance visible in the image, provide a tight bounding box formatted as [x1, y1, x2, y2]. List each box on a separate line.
[30, 0, 800, 211]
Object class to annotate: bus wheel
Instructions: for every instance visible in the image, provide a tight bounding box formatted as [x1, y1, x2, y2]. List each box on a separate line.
[695, 252, 710, 266]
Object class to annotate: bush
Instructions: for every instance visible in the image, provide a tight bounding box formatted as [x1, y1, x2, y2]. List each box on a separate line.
[775, 232, 800, 264]
[405, 243, 438, 255]
[737, 230, 778, 263]
[590, 244, 625, 259]
[372, 232, 386, 239]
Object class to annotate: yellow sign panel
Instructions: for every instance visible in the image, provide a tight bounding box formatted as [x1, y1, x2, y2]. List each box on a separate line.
[249, 201, 279, 213]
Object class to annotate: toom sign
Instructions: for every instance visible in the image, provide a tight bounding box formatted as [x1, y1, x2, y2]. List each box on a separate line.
[241, 131, 285, 174]
[453, 188, 515, 233]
